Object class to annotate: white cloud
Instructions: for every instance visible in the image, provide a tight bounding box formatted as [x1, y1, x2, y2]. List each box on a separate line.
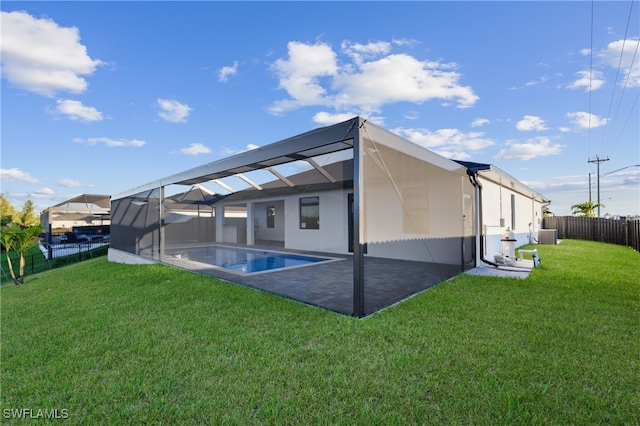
[404, 111, 419, 120]
[74, 137, 146, 147]
[157, 98, 192, 123]
[31, 187, 56, 199]
[598, 38, 640, 88]
[391, 38, 420, 48]
[0, 11, 103, 97]
[394, 127, 495, 160]
[528, 170, 640, 194]
[567, 70, 605, 91]
[494, 136, 563, 161]
[53, 99, 103, 122]
[566, 111, 608, 129]
[516, 115, 547, 131]
[269, 41, 338, 114]
[57, 178, 85, 187]
[180, 143, 211, 155]
[471, 118, 490, 127]
[218, 61, 238, 83]
[333, 54, 478, 111]
[602, 170, 640, 188]
[525, 75, 550, 87]
[0, 168, 38, 183]
[312, 111, 358, 125]
[524, 174, 590, 193]
[341, 40, 392, 64]
[269, 40, 478, 115]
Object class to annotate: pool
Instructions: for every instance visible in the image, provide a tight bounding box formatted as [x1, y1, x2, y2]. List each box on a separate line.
[168, 245, 336, 274]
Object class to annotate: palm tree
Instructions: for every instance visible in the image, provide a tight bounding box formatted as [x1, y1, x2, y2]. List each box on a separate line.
[0, 224, 43, 285]
[0, 226, 19, 285]
[571, 201, 604, 218]
[13, 224, 44, 284]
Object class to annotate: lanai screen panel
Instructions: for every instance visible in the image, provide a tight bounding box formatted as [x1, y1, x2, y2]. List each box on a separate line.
[163, 185, 216, 252]
[110, 188, 161, 260]
[206, 147, 355, 254]
[361, 134, 467, 314]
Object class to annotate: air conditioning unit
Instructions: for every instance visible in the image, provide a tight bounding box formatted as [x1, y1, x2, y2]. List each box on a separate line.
[539, 229, 558, 245]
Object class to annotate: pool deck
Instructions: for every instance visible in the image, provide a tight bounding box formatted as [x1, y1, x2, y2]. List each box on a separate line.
[162, 245, 465, 317]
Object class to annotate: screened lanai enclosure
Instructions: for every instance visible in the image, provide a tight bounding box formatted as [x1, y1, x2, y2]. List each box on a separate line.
[110, 117, 476, 317]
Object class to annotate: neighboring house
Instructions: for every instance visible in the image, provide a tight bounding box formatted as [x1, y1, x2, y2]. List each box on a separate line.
[109, 117, 549, 317]
[40, 194, 111, 233]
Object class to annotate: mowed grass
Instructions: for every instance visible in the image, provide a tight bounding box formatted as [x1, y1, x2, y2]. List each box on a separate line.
[1, 240, 638, 424]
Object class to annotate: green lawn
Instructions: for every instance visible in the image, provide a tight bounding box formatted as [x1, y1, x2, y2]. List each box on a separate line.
[1, 240, 638, 424]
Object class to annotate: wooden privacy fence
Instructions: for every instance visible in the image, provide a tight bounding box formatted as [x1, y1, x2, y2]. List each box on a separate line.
[542, 216, 640, 252]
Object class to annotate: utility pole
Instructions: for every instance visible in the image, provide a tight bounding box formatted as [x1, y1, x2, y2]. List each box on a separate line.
[588, 156, 609, 218]
[588, 172, 592, 203]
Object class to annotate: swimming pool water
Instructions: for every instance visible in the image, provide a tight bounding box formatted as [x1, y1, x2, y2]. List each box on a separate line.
[172, 246, 330, 274]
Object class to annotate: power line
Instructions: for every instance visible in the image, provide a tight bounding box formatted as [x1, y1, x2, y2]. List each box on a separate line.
[588, 0, 594, 159]
[611, 91, 639, 153]
[599, 0, 638, 156]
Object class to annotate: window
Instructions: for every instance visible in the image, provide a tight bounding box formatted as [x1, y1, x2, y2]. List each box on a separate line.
[266, 206, 275, 228]
[299, 196, 319, 229]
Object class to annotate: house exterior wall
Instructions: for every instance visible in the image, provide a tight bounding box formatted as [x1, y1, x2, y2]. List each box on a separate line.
[214, 190, 350, 254]
[479, 175, 544, 257]
[284, 190, 349, 254]
[253, 201, 285, 244]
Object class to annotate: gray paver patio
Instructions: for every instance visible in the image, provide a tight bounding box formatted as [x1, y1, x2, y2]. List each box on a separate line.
[163, 246, 465, 316]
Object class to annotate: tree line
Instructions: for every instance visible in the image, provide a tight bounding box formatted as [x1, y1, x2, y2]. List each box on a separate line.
[1, 193, 40, 228]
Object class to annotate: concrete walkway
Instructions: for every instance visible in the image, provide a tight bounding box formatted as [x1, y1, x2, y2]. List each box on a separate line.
[465, 260, 535, 279]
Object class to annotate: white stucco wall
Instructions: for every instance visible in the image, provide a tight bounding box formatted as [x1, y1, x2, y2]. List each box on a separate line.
[215, 190, 350, 254]
[253, 201, 285, 243]
[479, 176, 544, 257]
[284, 189, 350, 254]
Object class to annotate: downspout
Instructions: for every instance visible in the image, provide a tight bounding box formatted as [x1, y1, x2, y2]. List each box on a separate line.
[467, 170, 500, 267]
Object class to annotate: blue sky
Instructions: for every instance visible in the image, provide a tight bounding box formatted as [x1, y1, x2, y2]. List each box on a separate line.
[1, 1, 639, 217]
